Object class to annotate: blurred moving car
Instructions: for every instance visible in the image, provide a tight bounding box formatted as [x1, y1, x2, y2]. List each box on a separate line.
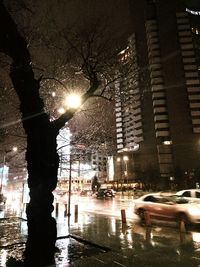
[96, 188, 115, 198]
[134, 193, 200, 225]
[175, 189, 200, 203]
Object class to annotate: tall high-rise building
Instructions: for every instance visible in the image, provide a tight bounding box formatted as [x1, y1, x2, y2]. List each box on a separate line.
[115, 0, 200, 189]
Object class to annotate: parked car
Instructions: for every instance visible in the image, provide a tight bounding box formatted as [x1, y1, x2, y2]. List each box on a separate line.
[175, 189, 200, 203]
[134, 193, 200, 225]
[96, 188, 115, 198]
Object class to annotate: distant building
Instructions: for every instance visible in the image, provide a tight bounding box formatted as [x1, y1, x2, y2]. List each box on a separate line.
[91, 152, 108, 183]
[115, 0, 200, 189]
[57, 127, 110, 189]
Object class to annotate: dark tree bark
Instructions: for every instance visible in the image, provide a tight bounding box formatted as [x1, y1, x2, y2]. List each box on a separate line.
[0, 2, 59, 263]
[0, 2, 99, 266]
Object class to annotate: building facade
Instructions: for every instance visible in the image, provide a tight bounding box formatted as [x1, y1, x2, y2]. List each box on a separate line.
[115, 0, 200, 189]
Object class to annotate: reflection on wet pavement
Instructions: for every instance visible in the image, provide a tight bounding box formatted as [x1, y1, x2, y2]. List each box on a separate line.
[0, 218, 27, 247]
[0, 214, 110, 266]
[69, 214, 200, 266]
[1, 202, 200, 266]
[55, 237, 108, 266]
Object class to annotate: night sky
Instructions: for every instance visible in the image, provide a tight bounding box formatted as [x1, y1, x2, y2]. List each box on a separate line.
[184, 0, 200, 9]
[46, 0, 133, 39]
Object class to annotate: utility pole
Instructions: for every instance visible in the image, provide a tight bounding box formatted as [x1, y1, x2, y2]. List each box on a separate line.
[67, 154, 72, 229]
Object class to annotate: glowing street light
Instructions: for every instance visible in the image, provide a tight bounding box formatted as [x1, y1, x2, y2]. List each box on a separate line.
[117, 157, 121, 163]
[65, 94, 81, 109]
[123, 155, 129, 162]
[56, 93, 81, 115]
[57, 107, 65, 114]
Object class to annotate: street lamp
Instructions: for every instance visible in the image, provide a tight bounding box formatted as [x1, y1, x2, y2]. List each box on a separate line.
[68, 154, 72, 228]
[58, 107, 65, 114]
[116, 155, 129, 190]
[116, 157, 122, 190]
[56, 93, 81, 115]
[65, 94, 81, 109]
[64, 94, 81, 229]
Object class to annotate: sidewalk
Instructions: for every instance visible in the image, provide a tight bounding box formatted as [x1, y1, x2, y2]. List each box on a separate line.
[55, 211, 200, 267]
[1, 211, 200, 266]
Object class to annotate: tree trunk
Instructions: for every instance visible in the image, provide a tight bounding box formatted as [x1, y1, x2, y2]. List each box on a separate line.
[9, 52, 60, 266]
[0, 3, 100, 265]
[24, 122, 59, 266]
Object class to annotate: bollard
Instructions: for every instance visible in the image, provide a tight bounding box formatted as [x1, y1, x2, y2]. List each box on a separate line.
[179, 219, 186, 233]
[55, 203, 59, 217]
[145, 226, 152, 243]
[144, 211, 151, 226]
[121, 209, 126, 224]
[122, 222, 127, 234]
[179, 219, 186, 246]
[64, 204, 68, 217]
[74, 204, 78, 222]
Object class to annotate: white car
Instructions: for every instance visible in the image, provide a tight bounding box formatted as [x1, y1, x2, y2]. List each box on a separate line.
[134, 193, 200, 225]
[175, 189, 200, 203]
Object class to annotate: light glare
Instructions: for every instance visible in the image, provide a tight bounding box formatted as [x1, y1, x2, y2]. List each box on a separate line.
[58, 107, 65, 114]
[123, 155, 129, 161]
[65, 94, 81, 109]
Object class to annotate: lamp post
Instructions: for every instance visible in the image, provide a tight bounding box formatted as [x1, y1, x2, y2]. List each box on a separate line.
[64, 93, 81, 230]
[55, 92, 82, 115]
[123, 155, 129, 188]
[116, 157, 122, 190]
[67, 154, 72, 228]
[116, 155, 129, 191]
